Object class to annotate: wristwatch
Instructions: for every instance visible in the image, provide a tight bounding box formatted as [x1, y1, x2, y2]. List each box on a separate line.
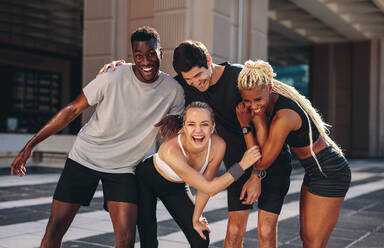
[252, 169, 267, 179]
[241, 126, 252, 135]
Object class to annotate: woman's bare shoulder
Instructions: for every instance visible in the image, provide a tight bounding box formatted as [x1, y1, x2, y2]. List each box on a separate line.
[272, 109, 301, 131]
[159, 135, 182, 157]
[211, 134, 226, 152]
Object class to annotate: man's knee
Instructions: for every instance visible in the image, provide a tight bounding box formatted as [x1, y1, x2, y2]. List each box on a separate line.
[42, 215, 69, 245]
[226, 222, 246, 242]
[300, 229, 324, 246]
[257, 209, 279, 246]
[115, 232, 135, 248]
[113, 220, 136, 246]
[226, 210, 249, 242]
[258, 223, 276, 242]
[44, 200, 80, 238]
[110, 202, 137, 247]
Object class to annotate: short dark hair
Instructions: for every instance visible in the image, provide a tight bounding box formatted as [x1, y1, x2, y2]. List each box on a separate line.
[173, 40, 209, 74]
[130, 26, 161, 45]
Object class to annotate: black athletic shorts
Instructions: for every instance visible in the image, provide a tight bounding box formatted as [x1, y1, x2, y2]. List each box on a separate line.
[302, 147, 351, 197]
[227, 149, 292, 214]
[53, 158, 138, 209]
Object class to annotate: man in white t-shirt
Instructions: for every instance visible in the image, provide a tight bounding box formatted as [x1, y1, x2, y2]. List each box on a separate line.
[10, 26, 184, 248]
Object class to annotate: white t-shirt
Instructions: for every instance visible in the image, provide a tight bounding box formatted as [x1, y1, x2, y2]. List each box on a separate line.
[68, 64, 185, 173]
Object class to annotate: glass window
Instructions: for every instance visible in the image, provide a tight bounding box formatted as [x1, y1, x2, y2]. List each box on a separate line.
[1, 66, 62, 133]
[273, 64, 309, 98]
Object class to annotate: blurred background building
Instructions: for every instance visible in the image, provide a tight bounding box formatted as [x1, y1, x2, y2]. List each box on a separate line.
[1, 0, 383, 167]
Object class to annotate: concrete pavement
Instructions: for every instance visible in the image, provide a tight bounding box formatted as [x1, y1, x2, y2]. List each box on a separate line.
[0, 159, 383, 247]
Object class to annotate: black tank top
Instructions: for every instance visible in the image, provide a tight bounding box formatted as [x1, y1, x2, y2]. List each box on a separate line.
[175, 63, 290, 166]
[272, 94, 320, 147]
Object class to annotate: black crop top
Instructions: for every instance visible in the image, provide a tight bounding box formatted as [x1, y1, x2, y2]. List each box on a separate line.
[272, 94, 320, 148]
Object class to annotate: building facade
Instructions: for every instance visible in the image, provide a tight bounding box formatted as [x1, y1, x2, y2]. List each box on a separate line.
[1, 0, 383, 165]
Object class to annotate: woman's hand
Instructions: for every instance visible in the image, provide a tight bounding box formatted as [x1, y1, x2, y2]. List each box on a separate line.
[236, 102, 253, 127]
[193, 217, 211, 240]
[97, 59, 126, 75]
[239, 145, 261, 170]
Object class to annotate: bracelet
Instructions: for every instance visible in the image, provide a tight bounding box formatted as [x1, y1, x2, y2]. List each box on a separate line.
[228, 163, 245, 181]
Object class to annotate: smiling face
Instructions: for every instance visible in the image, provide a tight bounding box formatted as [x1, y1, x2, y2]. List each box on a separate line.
[132, 38, 162, 83]
[181, 66, 213, 92]
[183, 107, 215, 149]
[240, 86, 272, 115]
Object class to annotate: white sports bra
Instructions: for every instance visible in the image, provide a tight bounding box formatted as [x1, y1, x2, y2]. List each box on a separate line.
[154, 134, 211, 182]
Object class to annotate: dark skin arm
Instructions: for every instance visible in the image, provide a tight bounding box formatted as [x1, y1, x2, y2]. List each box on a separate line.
[252, 109, 300, 170]
[236, 102, 268, 148]
[11, 93, 90, 176]
[236, 102, 267, 204]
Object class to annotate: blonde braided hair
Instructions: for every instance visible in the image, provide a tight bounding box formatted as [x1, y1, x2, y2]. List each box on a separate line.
[238, 60, 343, 175]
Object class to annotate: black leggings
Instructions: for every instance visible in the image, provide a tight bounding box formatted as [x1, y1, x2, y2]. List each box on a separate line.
[135, 156, 209, 248]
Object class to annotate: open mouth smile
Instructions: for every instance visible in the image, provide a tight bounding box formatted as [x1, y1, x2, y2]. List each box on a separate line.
[252, 107, 263, 114]
[142, 66, 154, 73]
[192, 135, 205, 143]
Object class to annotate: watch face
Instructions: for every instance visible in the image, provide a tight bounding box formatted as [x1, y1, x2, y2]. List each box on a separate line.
[242, 127, 250, 134]
[253, 169, 267, 179]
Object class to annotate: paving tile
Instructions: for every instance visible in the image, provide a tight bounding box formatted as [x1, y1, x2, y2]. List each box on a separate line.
[348, 232, 384, 248]
[0, 233, 41, 248]
[1, 159, 383, 247]
[63, 240, 114, 248]
[335, 214, 383, 232]
[74, 219, 114, 233]
[277, 217, 301, 243]
[324, 236, 354, 248]
[62, 226, 106, 243]
[0, 221, 46, 238]
[75, 232, 116, 247]
[330, 227, 367, 240]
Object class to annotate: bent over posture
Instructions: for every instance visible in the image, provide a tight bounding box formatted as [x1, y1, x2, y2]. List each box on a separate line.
[136, 101, 261, 247]
[236, 60, 351, 248]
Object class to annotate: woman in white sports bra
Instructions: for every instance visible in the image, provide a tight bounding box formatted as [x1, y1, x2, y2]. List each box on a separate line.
[135, 101, 261, 248]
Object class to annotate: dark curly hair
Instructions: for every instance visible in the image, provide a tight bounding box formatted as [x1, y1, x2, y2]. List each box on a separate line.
[130, 26, 161, 46]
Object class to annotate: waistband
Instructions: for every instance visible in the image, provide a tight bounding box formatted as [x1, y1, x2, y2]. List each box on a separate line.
[299, 146, 348, 177]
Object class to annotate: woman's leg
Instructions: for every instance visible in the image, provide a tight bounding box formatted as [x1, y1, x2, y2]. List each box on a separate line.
[160, 186, 209, 248]
[136, 164, 159, 248]
[300, 185, 344, 248]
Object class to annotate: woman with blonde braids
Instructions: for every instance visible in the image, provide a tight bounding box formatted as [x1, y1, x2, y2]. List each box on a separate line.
[235, 59, 351, 248]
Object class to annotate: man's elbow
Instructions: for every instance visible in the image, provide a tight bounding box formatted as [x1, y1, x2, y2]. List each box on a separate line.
[63, 104, 83, 119]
